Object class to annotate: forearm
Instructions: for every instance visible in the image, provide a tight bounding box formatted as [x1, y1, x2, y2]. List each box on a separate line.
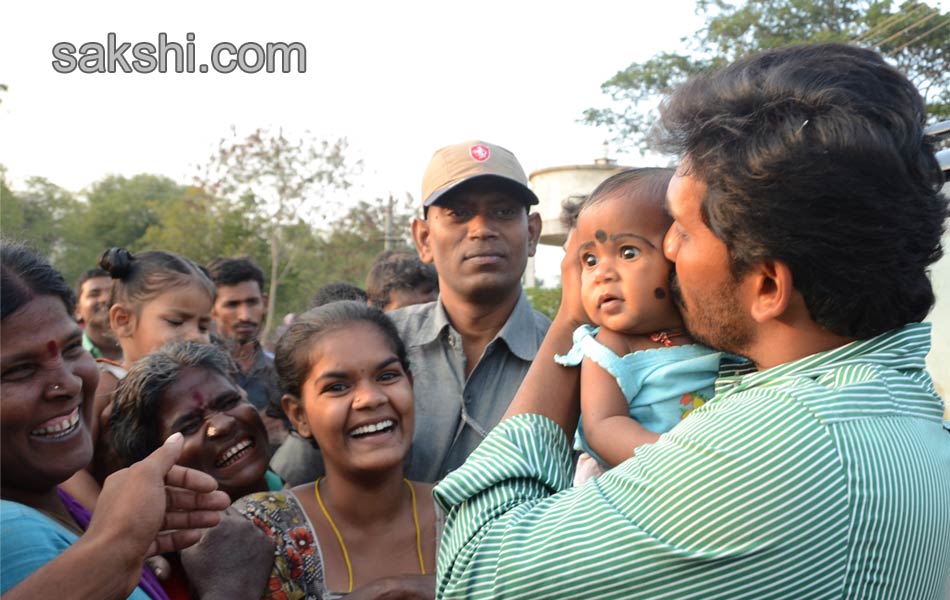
[3, 533, 139, 600]
[586, 415, 660, 467]
[503, 315, 582, 437]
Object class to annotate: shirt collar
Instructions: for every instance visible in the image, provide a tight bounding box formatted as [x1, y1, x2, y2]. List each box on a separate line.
[82, 332, 104, 359]
[714, 322, 932, 399]
[415, 291, 542, 361]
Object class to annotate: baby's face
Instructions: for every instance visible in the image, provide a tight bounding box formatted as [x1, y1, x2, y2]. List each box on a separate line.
[575, 193, 683, 335]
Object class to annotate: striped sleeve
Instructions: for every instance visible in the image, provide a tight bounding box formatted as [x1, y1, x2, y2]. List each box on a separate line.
[434, 394, 853, 600]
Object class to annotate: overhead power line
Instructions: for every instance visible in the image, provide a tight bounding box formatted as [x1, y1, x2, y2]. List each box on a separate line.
[887, 18, 949, 54]
[854, 3, 928, 43]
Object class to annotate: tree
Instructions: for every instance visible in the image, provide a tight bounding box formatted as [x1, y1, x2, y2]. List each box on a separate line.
[0, 166, 79, 264]
[583, 0, 950, 154]
[268, 193, 417, 325]
[525, 286, 562, 320]
[199, 128, 359, 338]
[139, 186, 268, 267]
[54, 173, 184, 283]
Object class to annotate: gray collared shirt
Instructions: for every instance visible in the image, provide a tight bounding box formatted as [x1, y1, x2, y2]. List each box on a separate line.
[389, 291, 550, 482]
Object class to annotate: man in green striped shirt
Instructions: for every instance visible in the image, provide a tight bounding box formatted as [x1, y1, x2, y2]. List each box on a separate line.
[434, 43, 950, 599]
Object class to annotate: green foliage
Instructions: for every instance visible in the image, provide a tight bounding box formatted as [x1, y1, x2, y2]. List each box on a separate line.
[268, 194, 417, 323]
[526, 286, 563, 320]
[52, 174, 184, 283]
[584, 0, 950, 153]
[1, 141, 417, 332]
[1, 167, 80, 271]
[199, 127, 360, 338]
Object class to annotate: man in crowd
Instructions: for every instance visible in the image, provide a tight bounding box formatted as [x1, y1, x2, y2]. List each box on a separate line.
[434, 43, 950, 598]
[390, 140, 550, 482]
[366, 249, 438, 312]
[75, 267, 121, 361]
[205, 257, 285, 447]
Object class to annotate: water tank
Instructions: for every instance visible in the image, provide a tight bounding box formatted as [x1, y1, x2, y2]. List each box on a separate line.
[529, 157, 632, 247]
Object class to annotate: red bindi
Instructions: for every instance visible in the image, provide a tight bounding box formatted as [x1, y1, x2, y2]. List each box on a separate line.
[47, 341, 59, 357]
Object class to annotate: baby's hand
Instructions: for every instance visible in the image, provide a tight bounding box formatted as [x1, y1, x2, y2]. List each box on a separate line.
[559, 229, 591, 329]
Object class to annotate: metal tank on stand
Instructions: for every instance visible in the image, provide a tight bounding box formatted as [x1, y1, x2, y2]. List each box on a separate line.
[523, 152, 632, 288]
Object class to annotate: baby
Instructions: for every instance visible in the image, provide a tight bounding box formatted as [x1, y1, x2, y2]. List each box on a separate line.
[555, 168, 721, 483]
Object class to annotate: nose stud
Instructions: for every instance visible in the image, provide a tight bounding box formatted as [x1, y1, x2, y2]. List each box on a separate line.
[48, 383, 64, 392]
[207, 424, 218, 436]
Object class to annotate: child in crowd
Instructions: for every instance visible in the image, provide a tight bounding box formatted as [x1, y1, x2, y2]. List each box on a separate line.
[555, 168, 721, 484]
[62, 247, 215, 506]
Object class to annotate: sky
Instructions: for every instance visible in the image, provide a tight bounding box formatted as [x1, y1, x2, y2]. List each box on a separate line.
[0, 0, 712, 283]
[3, 1, 948, 391]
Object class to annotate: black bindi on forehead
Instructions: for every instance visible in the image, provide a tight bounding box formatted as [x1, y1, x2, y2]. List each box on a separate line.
[595, 230, 607, 243]
[654, 288, 666, 299]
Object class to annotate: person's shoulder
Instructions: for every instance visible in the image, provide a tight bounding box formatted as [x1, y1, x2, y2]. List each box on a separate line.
[386, 301, 437, 337]
[529, 307, 552, 330]
[231, 489, 302, 526]
[0, 500, 76, 573]
[0, 500, 47, 525]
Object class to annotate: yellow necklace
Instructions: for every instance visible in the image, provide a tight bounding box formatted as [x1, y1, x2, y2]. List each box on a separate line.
[314, 477, 426, 593]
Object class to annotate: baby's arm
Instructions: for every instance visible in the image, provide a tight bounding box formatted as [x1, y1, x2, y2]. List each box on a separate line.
[580, 329, 660, 467]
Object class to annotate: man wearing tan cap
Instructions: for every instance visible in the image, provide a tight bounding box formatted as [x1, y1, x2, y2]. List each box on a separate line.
[389, 140, 549, 482]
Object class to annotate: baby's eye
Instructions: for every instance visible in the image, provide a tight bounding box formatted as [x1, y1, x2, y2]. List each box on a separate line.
[165, 319, 183, 327]
[582, 253, 598, 267]
[621, 247, 641, 260]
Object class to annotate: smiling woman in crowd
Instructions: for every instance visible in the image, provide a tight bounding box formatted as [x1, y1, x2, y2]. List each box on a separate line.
[109, 340, 282, 501]
[0, 241, 228, 600]
[183, 301, 440, 599]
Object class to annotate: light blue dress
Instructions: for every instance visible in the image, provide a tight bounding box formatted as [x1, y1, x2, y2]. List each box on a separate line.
[555, 324, 721, 466]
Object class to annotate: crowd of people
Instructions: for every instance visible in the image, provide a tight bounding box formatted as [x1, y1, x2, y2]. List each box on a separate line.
[2, 42, 948, 600]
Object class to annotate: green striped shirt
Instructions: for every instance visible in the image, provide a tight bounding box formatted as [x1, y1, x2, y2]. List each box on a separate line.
[434, 323, 950, 599]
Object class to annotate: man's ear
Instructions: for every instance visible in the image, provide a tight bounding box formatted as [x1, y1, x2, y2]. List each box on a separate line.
[262, 292, 269, 312]
[527, 212, 542, 258]
[109, 303, 135, 339]
[411, 217, 434, 264]
[749, 259, 794, 323]
[282, 394, 311, 438]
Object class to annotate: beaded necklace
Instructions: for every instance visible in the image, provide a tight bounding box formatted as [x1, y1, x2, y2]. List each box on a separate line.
[649, 329, 686, 347]
[314, 477, 426, 593]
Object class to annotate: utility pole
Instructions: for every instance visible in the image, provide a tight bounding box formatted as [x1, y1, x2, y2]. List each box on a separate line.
[384, 193, 394, 251]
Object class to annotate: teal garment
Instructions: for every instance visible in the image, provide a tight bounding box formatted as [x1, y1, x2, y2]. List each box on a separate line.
[264, 469, 285, 491]
[81, 331, 104, 359]
[554, 324, 721, 466]
[434, 323, 950, 599]
[0, 500, 151, 599]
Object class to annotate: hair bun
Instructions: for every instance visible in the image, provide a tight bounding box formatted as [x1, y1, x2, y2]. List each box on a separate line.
[99, 247, 134, 279]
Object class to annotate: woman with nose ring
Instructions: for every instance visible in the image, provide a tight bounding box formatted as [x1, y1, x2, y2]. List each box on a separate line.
[108, 341, 283, 598]
[1, 242, 228, 599]
[109, 340, 282, 505]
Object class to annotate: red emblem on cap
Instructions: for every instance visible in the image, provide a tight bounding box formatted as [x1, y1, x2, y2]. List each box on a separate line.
[470, 144, 490, 162]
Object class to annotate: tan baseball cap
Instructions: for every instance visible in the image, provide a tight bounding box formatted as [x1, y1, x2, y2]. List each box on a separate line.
[421, 140, 539, 208]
